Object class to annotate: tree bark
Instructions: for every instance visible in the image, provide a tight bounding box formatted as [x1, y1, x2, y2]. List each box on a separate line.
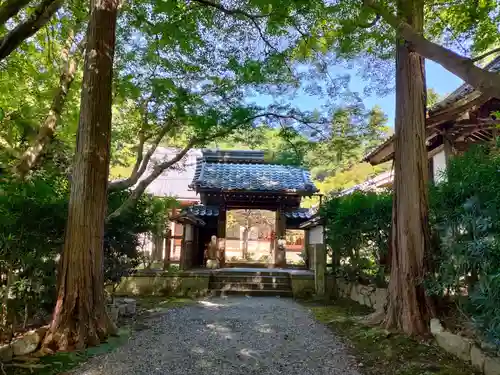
[383, 0, 434, 336]
[364, 0, 500, 99]
[42, 0, 119, 351]
[15, 33, 84, 179]
[0, 0, 31, 25]
[0, 0, 63, 62]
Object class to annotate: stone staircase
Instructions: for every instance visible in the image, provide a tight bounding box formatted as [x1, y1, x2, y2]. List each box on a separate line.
[209, 269, 293, 297]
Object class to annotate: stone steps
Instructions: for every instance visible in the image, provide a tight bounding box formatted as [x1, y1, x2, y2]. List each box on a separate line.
[209, 270, 293, 297]
[210, 281, 291, 291]
[211, 275, 290, 283]
[210, 289, 293, 297]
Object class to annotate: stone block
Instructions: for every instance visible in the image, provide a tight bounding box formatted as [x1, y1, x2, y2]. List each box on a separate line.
[430, 318, 444, 335]
[11, 330, 42, 356]
[123, 298, 137, 315]
[471, 345, 486, 372]
[485, 355, 500, 375]
[107, 304, 120, 322]
[373, 288, 388, 311]
[435, 331, 472, 362]
[0, 344, 12, 362]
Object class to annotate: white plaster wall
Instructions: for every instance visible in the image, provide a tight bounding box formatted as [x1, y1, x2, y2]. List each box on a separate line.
[433, 150, 447, 184]
[308, 226, 324, 245]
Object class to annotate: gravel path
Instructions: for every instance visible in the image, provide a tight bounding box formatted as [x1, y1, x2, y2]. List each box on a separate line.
[73, 297, 361, 375]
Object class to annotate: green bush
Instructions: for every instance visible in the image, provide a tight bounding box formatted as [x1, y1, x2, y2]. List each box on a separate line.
[320, 190, 392, 286]
[0, 172, 174, 336]
[0, 173, 68, 334]
[429, 145, 500, 347]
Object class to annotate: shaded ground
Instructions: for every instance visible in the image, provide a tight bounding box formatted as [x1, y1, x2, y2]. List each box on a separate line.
[70, 297, 361, 375]
[306, 299, 479, 375]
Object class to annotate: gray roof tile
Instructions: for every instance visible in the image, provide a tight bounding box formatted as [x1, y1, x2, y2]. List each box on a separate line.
[191, 151, 318, 194]
[185, 205, 314, 219]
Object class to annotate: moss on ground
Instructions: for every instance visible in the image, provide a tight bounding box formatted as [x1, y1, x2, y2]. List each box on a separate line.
[6, 297, 192, 375]
[135, 296, 194, 311]
[304, 299, 479, 375]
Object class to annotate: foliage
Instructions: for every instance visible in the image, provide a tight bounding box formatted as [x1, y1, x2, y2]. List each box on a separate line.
[105, 191, 176, 290]
[321, 190, 392, 286]
[0, 172, 68, 334]
[322, 145, 500, 346]
[0, 166, 174, 337]
[428, 145, 500, 347]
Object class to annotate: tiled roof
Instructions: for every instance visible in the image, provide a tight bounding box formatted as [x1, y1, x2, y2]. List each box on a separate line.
[186, 205, 315, 219]
[201, 149, 265, 163]
[187, 205, 220, 217]
[284, 208, 315, 219]
[364, 55, 500, 164]
[191, 161, 318, 193]
[430, 55, 500, 113]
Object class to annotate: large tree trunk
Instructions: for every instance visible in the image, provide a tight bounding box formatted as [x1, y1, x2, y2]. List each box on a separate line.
[42, 0, 119, 351]
[383, 0, 434, 336]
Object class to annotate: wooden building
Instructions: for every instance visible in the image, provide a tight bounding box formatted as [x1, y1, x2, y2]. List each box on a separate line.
[170, 149, 319, 270]
[364, 56, 500, 182]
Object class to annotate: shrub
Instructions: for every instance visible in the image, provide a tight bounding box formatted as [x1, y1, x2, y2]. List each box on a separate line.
[429, 145, 500, 347]
[0, 172, 174, 336]
[321, 190, 392, 286]
[0, 173, 67, 336]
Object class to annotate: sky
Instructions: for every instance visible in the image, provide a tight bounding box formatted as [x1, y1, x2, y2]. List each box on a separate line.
[251, 60, 464, 130]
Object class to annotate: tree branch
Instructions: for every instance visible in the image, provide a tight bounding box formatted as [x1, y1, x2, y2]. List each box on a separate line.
[0, 0, 63, 62]
[363, 0, 500, 98]
[106, 139, 196, 222]
[108, 119, 176, 192]
[191, 0, 270, 19]
[106, 110, 324, 220]
[0, 0, 31, 25]
[15, 33, 85, 178]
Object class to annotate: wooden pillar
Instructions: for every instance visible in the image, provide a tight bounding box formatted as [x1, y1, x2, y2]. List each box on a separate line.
[163, 229, 172, 270]
[304, 228, 310, 269]
[217, 206, 226, 268]
[443, 131, 455, 162]
[180, 223, 194, 270]
[274, 208, 286, 267]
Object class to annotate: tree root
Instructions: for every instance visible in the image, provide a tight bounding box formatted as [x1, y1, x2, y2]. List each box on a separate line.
[358, 308, 386, 326]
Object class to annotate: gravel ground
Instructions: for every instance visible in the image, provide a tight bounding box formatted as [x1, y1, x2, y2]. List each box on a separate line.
[73, 297, 361, 375]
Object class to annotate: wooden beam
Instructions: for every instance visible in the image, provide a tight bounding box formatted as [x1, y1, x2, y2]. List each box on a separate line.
[217, 205, 226, 268]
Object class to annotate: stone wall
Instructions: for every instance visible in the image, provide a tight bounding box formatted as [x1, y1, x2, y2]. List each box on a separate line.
[114, 271, 210, 298]
[290, 274, 315, 298]
[336, 280, 387, 312]
[290, 275, 340, 299]
[334, 280, 500, 375]
[430, 319, 500, 375]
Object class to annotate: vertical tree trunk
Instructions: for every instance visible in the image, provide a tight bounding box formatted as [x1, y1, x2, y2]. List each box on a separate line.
[42, 0, 119, 351]
[383, 0, 434, 335]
